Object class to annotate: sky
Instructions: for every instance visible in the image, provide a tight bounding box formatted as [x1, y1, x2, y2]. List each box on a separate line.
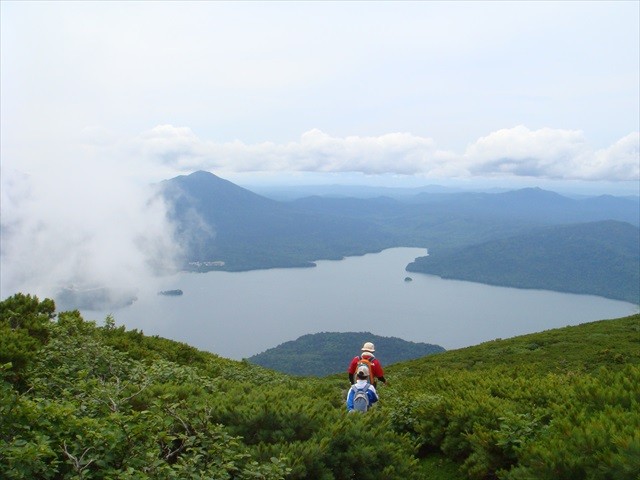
[1, 1, 639, 301]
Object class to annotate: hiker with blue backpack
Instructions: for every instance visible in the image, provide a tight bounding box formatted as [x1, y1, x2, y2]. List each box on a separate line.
[346, 365, 379, 413]
[347, 341, 388, 388]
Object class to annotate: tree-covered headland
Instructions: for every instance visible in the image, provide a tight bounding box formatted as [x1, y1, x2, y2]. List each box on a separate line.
[2, 293, 638, 479]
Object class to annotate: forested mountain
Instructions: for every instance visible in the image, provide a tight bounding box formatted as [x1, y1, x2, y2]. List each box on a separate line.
[160, 171, 639, 302]
[248, 331, 445, 376]
[2, 293, 639, 479]
[161, 171, 401, 270]
[407, 220, 640, 304]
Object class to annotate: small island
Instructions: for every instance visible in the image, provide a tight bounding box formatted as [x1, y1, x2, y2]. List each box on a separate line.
[404, 277, 413, 282]
[158, 289, 184, 296]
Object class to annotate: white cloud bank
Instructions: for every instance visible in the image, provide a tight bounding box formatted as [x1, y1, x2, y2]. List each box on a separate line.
[0, 162, 182, 305]
[133, 125, 639, 182]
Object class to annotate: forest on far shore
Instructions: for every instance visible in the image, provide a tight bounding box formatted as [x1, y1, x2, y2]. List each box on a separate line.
[160, 172, 639, 306]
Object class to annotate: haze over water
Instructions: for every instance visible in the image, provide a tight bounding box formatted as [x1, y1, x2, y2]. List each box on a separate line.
[83, 248, 638, 360]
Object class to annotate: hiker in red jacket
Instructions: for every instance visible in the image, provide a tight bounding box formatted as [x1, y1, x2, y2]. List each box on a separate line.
[347, 341, 388, 388]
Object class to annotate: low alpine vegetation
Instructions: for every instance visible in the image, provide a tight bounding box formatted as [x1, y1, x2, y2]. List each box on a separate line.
[1, 293, 418, 479]
[385, 315, 640, 479]
[1, 292, 638, 479]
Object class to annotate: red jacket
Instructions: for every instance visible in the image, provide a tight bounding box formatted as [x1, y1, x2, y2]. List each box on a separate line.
[348, 355, 385, 384]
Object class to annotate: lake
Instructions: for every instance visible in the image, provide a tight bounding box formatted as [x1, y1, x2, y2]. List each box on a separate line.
[82, 248, 639, 360]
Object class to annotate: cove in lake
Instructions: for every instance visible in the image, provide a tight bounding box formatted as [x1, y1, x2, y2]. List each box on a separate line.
[82, 248, 639, 360]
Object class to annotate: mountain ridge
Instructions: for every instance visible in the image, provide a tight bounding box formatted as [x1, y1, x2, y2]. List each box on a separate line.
[161, 170, 401, 271]
[157, 170, 639, 303]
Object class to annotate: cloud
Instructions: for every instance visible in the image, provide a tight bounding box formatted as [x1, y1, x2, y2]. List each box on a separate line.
[0, 154, 182, 307]
[464, 127, 639, 181]
[589, 133, 640, 181]
[134, 124, 640, 182]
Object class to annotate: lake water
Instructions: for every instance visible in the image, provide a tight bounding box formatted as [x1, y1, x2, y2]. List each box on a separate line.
[82, 248, 639, 360]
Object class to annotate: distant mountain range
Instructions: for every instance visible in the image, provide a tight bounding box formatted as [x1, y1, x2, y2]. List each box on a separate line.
[160, 171, 639, 303]
[248, 331, 445, 376]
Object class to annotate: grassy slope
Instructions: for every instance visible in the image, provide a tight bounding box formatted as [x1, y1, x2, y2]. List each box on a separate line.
[106, 313, 637, 479]
[389, 313, 640, 375]
[385, 314, 640, 479]
[5, 289, 638, 479]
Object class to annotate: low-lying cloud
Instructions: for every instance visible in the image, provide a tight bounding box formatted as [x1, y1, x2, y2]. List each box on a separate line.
[134, 125, 640, 182]
[0, 159, 182, 308]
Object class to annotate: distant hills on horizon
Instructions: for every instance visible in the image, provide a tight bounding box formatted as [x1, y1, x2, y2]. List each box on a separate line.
[158, 170, 639, 304]
[246, 181, 640, 202]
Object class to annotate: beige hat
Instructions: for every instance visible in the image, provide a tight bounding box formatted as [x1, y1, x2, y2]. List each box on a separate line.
[362, 342, 375, 352]
[357, 365, 370, 377]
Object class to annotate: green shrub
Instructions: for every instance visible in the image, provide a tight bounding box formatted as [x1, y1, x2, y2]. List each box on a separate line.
[3, 292, 638, 480]
[504, 365, 640, 480]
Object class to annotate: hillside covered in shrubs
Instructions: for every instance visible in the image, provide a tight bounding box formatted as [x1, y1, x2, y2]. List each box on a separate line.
[2, 293, 638, 479]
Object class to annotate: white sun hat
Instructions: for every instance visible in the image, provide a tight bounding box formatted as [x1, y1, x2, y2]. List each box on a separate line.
[361, 342, 375, 352]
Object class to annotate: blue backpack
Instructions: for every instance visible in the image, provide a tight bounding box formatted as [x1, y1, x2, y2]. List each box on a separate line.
[350, 382, 371, 413]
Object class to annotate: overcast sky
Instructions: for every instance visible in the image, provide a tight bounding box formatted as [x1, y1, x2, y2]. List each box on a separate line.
[1, 1, 639, 300]
[2, 1, 639, 188]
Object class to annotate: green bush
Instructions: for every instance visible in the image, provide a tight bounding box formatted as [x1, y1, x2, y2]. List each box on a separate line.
[0, 294, 420, 479]
[385, 315, 640, 479]
[0, 293, 55, 385]
[505, 366, 640, 480]
[2, 293, 638, 479]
